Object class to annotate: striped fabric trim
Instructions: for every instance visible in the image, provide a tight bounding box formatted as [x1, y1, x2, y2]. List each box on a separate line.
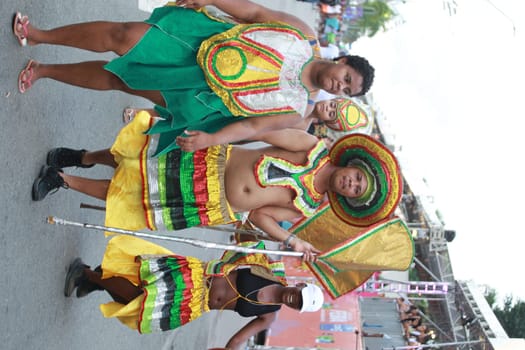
[179, 150, 198, 228]
[138, 255, 208, 333]
[141, 140, 236, 231]
[253, 140, 328, 217]
[198, 22, 312, 117]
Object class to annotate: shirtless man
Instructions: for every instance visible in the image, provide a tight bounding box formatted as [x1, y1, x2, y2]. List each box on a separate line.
[32, 111, 402, 260]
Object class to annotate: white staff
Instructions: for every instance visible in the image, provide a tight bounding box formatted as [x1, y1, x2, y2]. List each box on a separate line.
[46, 216, 303, 257]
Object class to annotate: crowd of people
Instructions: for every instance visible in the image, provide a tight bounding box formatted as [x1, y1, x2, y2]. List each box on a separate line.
[301, 0, 350, 60]
[397, 297, 436, 348]
[318, 0, 345, 49]
[13, 0, 407, 349]
[297, 0, 348, 59]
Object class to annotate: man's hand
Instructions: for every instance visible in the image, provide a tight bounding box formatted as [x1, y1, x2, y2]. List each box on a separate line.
[176, 130, 215, 152]
[290, 237, 320, 262]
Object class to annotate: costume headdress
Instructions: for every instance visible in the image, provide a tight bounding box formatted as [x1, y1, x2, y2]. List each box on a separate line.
[326, 98, 369, 132]
[328, 134, 403, 226]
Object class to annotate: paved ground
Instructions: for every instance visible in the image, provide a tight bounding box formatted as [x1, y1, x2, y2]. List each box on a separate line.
[0, 1, 318, 349]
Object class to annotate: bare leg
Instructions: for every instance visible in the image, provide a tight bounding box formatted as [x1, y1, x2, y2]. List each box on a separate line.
[22, 61, 165, 105]
[85, 269, 143, 304]
[18, 20, 166, 105]
[82, 149, 117, 168]
[60, 173, 110, 201]
[21, 21, 149, 55]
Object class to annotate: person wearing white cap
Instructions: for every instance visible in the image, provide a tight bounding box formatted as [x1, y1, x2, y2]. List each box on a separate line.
[299, 282, 325, 313]
[64, 235, 324, 350]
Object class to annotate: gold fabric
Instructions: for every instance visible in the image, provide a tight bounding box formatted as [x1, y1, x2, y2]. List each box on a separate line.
[318, 220, 414, 272]
[293, 204, 414, 298]
[99, 295, 144, 330]
[295, 203, 364, 251]
[106, 111, 155, 233]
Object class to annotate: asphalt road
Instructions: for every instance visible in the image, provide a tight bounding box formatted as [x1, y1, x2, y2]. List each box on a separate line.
[0, 1, 318, 349]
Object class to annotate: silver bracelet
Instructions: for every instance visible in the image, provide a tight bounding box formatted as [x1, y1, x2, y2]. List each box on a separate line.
[283, 234, 295, 248]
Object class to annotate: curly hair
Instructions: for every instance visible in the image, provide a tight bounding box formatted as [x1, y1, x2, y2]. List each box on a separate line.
[333, 55, 375, 96]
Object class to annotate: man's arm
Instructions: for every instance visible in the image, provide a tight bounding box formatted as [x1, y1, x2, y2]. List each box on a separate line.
[175, 0, 316, 35]
[223, 312, 277, 350]
[248, 206, 320, 261]
[256, 128, 319, 152]
[244, 115, 313, 142]
[176, 113, 304, 151]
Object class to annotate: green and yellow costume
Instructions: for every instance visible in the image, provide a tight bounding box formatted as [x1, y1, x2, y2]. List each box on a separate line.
[104, 6, 318, 156]
[99, 236, 284, 333]
[106, 111, 237, 232]
[254, 139, 328, 217]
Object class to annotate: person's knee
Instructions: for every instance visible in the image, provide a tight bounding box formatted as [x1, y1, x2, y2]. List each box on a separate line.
[109, 22, 148, 54]
[109, 23, 129, 43]
[106, 73, 128, 91]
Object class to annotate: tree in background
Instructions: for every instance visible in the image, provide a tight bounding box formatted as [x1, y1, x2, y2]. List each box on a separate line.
[485, 288, 525, 338]
[342, 0, 395, 43]
[485, 288, 497, 308]
[493, 296, 525, 338]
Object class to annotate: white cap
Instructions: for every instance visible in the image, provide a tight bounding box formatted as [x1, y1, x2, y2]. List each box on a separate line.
[300, 283, 324, 313]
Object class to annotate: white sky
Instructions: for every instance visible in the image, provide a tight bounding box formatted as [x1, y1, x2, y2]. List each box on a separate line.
[352, 0, 525, 304]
